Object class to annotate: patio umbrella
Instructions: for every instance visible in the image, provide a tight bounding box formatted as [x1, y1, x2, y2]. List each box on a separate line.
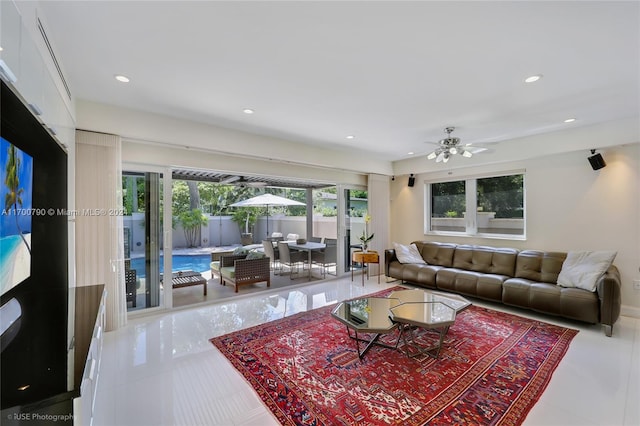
[230, 193, 305, 236]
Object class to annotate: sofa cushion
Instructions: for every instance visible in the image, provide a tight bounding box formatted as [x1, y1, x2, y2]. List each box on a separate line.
[503, 278, 534, 308]
[399, 263, 440, 288]
[452, 245, 518, 276]
[477, 274, 510, 301]
[413, 241, 456, 267]
[514, 250, 566, 284]
[557, 250, 617, 292]
[393, 242, 426, 264]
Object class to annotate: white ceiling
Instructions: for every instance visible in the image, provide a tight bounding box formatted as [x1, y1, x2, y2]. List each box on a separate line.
[36, 1, 639, 163]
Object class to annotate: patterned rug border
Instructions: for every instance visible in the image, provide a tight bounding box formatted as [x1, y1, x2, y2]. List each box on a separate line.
[211, 287, 578, 425]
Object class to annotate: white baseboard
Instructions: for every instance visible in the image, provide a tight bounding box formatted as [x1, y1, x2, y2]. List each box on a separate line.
[621, 304, 640, 319]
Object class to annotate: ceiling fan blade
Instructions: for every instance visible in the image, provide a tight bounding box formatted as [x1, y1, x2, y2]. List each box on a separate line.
[424, 141, 442, 147]
[466, 146, 490, 154]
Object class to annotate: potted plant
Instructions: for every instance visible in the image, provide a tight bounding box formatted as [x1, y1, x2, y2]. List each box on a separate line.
[359, 213, 374, 252]
[231, 209, 258, 246]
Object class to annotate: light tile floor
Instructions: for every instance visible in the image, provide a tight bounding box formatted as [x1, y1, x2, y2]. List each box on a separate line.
[94, 275, 640, 426]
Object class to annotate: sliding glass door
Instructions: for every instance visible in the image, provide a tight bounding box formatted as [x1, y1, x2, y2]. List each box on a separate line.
[340, 187, 368, 273]
[122, 171, 164, 312]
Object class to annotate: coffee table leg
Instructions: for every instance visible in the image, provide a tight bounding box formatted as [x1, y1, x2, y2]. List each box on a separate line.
[346, 326, 401, 360]
[398, 324, 449, 359]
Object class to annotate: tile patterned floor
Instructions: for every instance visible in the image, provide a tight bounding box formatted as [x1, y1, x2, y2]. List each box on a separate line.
[94, 274, 640, 426]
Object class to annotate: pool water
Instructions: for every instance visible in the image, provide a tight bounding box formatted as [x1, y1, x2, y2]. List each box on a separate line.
[130, 254, 210, 277]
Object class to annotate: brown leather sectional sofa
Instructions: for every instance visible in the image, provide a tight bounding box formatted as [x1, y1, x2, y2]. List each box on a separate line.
[384, 241, 622, 336]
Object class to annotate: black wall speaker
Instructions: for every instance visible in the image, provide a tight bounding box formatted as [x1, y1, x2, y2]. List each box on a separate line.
[588, 152, 606, 170]
[408, 174, 415, 187]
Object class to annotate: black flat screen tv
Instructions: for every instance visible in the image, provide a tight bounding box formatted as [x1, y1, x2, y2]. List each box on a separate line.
[1, 80, 69, 409]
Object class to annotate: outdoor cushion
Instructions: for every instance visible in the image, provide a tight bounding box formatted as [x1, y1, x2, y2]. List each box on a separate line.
[220, 266, 236, 279]
[246, 251, 266, 260]
[233, 247, 249, 255]
[210, 261, 221, 271]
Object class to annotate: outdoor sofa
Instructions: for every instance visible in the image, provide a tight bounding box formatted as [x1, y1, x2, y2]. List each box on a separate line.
[385, 241, 621, 336]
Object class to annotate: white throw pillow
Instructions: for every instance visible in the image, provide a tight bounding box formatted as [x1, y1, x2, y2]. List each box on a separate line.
[393, 242, 426, 264]
[557, 250, 617, 292]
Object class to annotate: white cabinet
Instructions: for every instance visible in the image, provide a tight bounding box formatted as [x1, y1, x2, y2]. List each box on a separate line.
[0, 1, 75, 149]
[0, 1, 21, 83]
[72, 287, 106, 426]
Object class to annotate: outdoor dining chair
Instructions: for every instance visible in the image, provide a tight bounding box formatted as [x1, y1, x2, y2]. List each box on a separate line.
[311, 238, 337, 278]
[262, 240, 280, 273]
[278, 241, 307, 279]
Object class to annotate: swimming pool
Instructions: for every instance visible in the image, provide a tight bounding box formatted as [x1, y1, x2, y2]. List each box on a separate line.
[130, 254, 210, 277]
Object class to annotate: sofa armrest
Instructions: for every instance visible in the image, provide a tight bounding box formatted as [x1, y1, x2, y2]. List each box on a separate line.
[384, 249, 398, 277]
[597, 265, 622, 337]
[233, 257, 271, 283]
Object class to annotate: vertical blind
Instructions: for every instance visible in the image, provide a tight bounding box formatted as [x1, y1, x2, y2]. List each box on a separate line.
[367, 173, 391, 260]
[75, 130, 126, 331]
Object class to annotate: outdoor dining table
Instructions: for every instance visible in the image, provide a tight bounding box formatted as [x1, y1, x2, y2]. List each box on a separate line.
[287, 241, 326, 280]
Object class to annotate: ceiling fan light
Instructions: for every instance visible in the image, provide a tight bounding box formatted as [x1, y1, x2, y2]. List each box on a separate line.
[427, 151, 437, 160]
[462, 150, 473, 158]
[442, 153, 450, 163]
[449, 147, 458, 155]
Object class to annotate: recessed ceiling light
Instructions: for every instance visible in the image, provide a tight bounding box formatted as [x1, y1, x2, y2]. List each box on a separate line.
[564, 118, 576, 123]
[524, 74, 543, 83]
[243, 108, 254, 114]
[407, 151, 414, 155]
[346, 135, 355, 140]
[114, 75, 130, 83]
[0, 46, 4, 52]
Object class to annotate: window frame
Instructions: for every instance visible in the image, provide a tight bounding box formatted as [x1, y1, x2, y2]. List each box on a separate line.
[424, 170, 526, 240]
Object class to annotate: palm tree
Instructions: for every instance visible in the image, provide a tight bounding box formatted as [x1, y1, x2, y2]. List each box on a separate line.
[4, 143, 30, 254]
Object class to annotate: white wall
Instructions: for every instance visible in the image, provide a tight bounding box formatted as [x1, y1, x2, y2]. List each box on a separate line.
[121, 139, 367, 188]
[76, 100, 392, 177]
[390, 143, 640, 314]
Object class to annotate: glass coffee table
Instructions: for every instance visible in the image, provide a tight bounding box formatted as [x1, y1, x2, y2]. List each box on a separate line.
[332, 289, 471, 360]
[388, 289, 471, 359]
[331, 297, 402, 359]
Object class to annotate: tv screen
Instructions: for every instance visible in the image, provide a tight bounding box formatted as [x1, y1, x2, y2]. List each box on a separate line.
[1, 137, 33, 295]
[1, 80, 69, 409]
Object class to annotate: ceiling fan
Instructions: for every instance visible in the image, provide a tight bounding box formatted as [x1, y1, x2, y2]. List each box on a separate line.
[230, 176, 268, 188]
[426, 127, 489, 163]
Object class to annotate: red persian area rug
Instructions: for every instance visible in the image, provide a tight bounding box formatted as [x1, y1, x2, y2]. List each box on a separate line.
[210, 289, 578, 426]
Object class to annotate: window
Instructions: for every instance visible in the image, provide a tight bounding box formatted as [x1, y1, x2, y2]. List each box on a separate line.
[427, 172, 525, 238]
